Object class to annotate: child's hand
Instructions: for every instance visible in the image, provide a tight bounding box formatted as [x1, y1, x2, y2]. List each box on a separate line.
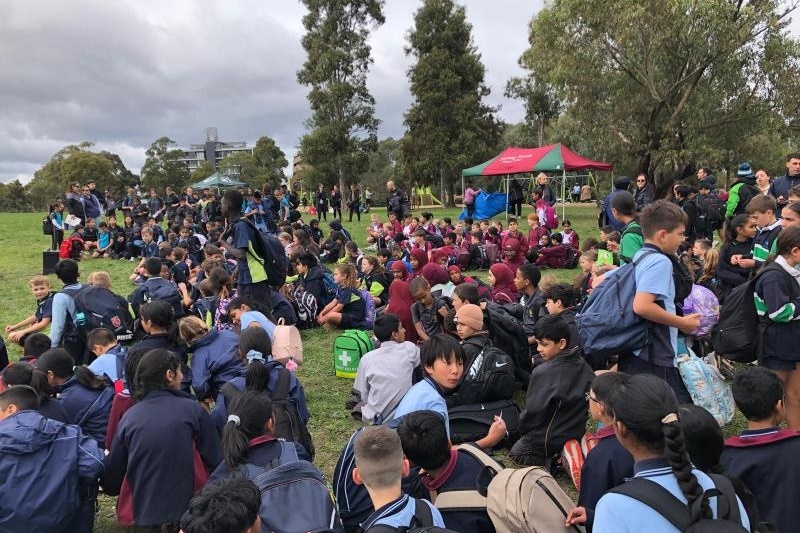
[730, 254, 742, 265]
[679, 313, 702, 334]
[8, 331, 22, 343]
[565, 506, 587, 526]
[606, 241, 619, 253]
[486, 416, 507, 445]
[4, 325, 13, 333]
[737, 258, 756, 269]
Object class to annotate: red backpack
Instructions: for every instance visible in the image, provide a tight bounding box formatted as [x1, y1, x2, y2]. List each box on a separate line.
[59, 236, 82, 259]
[543, 204, 559, 230]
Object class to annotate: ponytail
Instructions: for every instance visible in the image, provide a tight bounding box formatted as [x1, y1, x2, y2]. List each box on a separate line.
[221, 391, 274, 468]
[611, 374, 710, 520]
[238, 327, 273, 392]
[1, 363, 56, 401]
[74, 366, 109, 390]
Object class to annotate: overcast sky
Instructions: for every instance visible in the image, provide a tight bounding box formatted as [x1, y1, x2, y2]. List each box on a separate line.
[0, 0, 544, 184]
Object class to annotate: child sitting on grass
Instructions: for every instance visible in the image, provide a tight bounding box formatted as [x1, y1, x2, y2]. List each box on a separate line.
[410, 277, 449, 342]
[5, 275, 54, 346]
[510, 315, 594, 467]
[317, 263, 368, 329]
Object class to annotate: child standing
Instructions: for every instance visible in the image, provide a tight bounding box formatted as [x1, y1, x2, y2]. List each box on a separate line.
[5, 275, 54, 346]
[717, 213, 756, 301]
[317, 263, 367, 329]
[747, 194, 782, 266]
[621, 201, 700, 403]
[510, 315, 594, 467]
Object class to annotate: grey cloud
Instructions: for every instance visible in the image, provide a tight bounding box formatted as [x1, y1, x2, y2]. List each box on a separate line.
[1, 0, 541, 183]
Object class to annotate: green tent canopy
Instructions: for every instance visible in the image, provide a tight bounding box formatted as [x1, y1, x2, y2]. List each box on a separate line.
[190, 172, 248, 190]
[462, 144, 613, 177]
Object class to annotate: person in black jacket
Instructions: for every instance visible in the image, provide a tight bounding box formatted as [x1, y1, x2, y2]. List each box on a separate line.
[716, 213, 756, 302]
[103, 348, 221, 529]
[509, 315, 594, 467]
[314, 184, 328, 222]
[293, 250, 329, 311]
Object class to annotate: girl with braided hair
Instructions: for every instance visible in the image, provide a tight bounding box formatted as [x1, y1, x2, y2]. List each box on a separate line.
[592, 374, 750, 532]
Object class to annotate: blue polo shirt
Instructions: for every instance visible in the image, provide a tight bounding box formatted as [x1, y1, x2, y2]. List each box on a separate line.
[232, 220, 267, 286]
[361, 494, 444, 530]
[393, 378, 449, 438]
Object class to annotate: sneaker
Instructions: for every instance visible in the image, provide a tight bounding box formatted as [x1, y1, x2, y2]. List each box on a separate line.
[129, 257, 135, 262]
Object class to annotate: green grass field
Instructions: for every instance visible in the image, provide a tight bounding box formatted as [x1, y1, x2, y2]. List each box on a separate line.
[0, 204, 744, 531]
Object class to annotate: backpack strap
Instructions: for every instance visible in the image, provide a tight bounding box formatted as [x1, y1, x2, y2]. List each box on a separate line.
[220, 381, 244, 406]
[271, 365, 292, 402]
[610, 477, 692, 531]
[365, 498, 435, 533]
[705, 473, 742, 525]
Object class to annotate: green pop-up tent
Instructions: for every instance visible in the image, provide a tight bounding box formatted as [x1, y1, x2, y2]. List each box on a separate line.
[462, 144, 613, 218]
[190, 172, 248, 192]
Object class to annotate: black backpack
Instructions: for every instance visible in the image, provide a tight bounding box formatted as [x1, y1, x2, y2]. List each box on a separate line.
[71, 286, 135, 343]
[610, 474, 748, 533]
[367, 499, 459, 533]
[234, 218, 288, 287]
[289, 192, 300, 210]
[564, 245, 580, 269]
[42, 216, 53, 235]
[456, 337, 516, 405]
[142, 278, 185, 319]
[712, 263, 790, 363]
[484, 303, 532, 385]
[696, 194, 725, 228]
[221, 364, 315, 461]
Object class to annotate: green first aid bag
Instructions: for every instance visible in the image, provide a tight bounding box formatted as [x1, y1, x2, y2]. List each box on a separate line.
[333, 330, 373, 378]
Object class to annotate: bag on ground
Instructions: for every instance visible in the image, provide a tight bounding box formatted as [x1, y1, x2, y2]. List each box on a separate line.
[676, 349, 735, 426]
[448, 399, 520, 448]
[487, 466, 585, 533]
[333, 329, 374, 378]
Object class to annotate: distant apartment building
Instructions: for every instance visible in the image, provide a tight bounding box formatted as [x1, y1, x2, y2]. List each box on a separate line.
[176, 127, 254, 175]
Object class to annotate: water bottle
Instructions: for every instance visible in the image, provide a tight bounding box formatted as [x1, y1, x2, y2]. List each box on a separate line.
[75, 312, 86, 326]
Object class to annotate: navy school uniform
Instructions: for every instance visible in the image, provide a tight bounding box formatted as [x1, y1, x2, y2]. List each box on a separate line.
[103, 389, 222, 527]
[39, 396, 70, 423]
[208, 435, 310, 482]
[722, 427, 800, 533]
[188, 328, 245, 401]
[361, 494, 445, 530]
[577, 426, 635, 529]
[419, 446, 496, 533]
[58, 375, 115, 447]
[210, 369, 310, 436]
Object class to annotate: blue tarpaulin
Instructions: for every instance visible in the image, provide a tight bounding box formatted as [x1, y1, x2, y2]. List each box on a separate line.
[458, 191, 508, 220]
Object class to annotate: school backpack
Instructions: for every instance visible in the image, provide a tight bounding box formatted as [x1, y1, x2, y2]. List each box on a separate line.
[543, 204, 559, 230]
[431, 443, 503, 512]
[71, 286, 135, 343]
[576, 249, 658, 358]
[484, 303, 532, 385]
[676, 350, 735, 426]
[472, 244, 490, 270]
[683, 285, 720, 339]
[291, 285, 319, 329]
[235, 218, 288, 287]
[141, 277, 185, 319]
[59, 235, 82, 259]
[711, 263, 790, 363]
[487, 466, 585, 533]
[425, 231, 445, 248]
[563, 245, 580, 269]
[696, 193, 726, 228]
[321, 268, 338, 305]
[240, 442, 344, 533]
[483, 242, 500, 264]
[272, 318, 303, 369]
[455, 337, 516, 405]
[359, 288, 376, 328]
[448, 399, 520, 448]
[333, 330, 374, 378]
[289, 192, 301, 210]
[42, 216, 53, 235]
[221, 365, 315, 461]
[367, 499, 459, 533]
[609, 474, 748, 533]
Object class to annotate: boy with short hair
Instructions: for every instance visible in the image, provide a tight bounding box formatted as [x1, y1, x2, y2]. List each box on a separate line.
[94, 221, 112, 258]
[87, 328, 128, 382]
[5, 276, 54, 345]
[543, 283, 580, 350]
[354, 314, 420, 424]
[398, 411, 498, 533]
[21, 332, 51, 364]
[509, 315, 594, 467]
[722, 367, 800, 533]
[501, 217, 528, 256]
[610, 191, 643, 263]
[410, 277, 449, 342]
[512, 263, 547, 355]
[623, 200, 701, 403]
[353, 425, 446, 530]
[82, 217, 99, 252]
[746, 194, 782, 264]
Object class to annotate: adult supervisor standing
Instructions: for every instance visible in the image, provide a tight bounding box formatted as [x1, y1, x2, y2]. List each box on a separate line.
[386, 181, 410, 220]
[218, 190, 273, 314]
[769, 151, 800, 209]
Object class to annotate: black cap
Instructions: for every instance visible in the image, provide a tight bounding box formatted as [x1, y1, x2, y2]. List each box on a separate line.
[614, 176, 632, 189]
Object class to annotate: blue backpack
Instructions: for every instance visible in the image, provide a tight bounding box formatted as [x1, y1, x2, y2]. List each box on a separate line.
[359, 289, 376, 329]
[576, 249, 658, 357]
[241, 441, 344, 533]
[321, 269, 338, 305]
